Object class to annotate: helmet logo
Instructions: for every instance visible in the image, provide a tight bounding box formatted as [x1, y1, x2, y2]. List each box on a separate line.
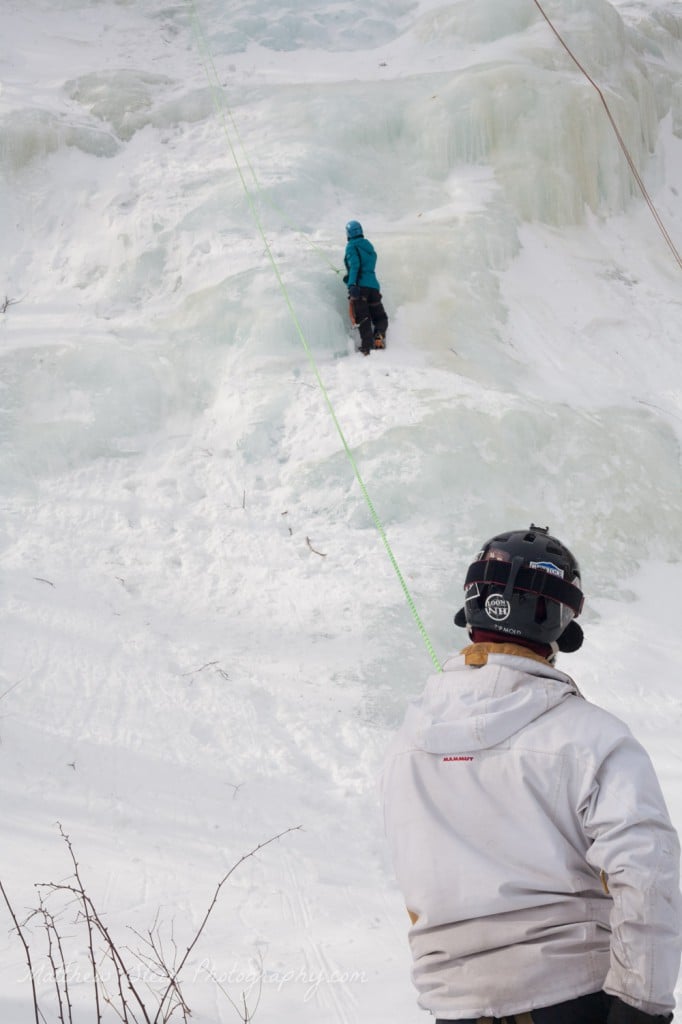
[484, 593, 511, 622]
[529, 560, 564, 578]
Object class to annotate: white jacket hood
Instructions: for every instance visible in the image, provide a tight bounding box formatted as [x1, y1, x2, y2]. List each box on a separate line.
[403, 647, 580, 754]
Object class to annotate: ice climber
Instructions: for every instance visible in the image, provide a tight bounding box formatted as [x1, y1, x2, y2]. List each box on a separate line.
[343, 220, 388, 355]
[382, 524, 681, 1024]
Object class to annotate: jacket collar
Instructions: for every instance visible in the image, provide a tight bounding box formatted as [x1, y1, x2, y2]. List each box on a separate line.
[460, 641, 553, 668]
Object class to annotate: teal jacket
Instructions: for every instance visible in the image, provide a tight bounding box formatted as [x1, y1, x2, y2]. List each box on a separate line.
[344, 237, 381, 290]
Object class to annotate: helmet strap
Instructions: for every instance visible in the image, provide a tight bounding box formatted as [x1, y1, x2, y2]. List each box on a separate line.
[503, 555, 524, 599]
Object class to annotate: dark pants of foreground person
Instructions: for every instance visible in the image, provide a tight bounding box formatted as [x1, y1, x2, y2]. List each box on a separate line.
[436, 989, 612, 1024]
[350, 287, 388, 353]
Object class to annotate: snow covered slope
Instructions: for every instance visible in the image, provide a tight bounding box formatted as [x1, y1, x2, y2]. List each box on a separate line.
[1, 1, 681, 1021]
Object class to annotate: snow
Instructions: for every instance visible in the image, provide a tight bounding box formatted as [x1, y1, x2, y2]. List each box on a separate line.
[1, 0, 681, 1021]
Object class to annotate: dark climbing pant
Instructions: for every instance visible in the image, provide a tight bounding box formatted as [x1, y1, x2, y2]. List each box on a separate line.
[350, 287, 388, 353]
[436, 989, 612, 1024]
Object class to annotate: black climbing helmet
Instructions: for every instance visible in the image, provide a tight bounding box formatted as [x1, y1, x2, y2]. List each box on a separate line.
[345, 219, 363, 239]
[454, 524, 584, 652]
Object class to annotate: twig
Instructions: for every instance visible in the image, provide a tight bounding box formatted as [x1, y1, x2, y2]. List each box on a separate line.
[197, 949, 264, 1022]
[52, 826, 153, 1023]
[36, 902, 70, 1024]
[99, 939, 133, 1024]
[181, 662, 228, 681]
[81, 891, 152, 1024]
[4, 825, 299, 1024]
[33, 577, 55, 587]
[0, 878, 41, 1024]
[181, 661, 219, 677]
[0, 677, 23, 701]
[153, 827, 301, 1024]
[57, 825, 103, 1024]
[305, 536, 326, 557]
[135, 923, 190, 1023]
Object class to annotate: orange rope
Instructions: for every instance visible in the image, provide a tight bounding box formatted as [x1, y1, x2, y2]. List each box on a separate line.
[533, 0, 682, 271]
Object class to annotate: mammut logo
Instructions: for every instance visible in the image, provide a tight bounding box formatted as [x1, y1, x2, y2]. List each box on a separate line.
[443, 755, 474, 762]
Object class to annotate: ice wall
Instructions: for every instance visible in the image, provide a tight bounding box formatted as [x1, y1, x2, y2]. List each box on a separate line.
[198, 0, 416, 52]
[406, 0, 673, 225]
[1, 0, 680, 522]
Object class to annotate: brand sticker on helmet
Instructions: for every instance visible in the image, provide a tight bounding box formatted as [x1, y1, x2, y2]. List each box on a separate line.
[529, 560, 564, 578]
[484, 593, 511, 621]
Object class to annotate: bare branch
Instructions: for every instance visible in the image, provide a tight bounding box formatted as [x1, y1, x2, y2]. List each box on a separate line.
[0, 677, 24, 701]
[42, 908, 64, 1023]
[198, 958, 262, 1023]
[57, 824, 103, 1024]
[0, 878, 41, 1024]
[3, 825, 299, 1024]
[153, 827, 301, 1023]
[49, 827, 153, 1024]
[180, 661, 219, 677]
[305, 536, 326, 557]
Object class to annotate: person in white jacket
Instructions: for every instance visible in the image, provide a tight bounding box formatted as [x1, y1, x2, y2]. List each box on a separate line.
[382, 525, 681, 1024]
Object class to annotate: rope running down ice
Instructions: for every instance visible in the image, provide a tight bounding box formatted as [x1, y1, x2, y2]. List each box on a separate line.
[533, 0, 682, 272]
[185, 0, 443, 673]
[186, 8, 340, 274]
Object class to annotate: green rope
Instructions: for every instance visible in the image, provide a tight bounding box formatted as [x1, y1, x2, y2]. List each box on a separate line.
[186, 2, 341, 275]
[185, 0, 443, 673]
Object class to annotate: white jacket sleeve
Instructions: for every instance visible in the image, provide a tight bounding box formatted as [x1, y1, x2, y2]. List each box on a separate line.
[580, 732, 682, 1015]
